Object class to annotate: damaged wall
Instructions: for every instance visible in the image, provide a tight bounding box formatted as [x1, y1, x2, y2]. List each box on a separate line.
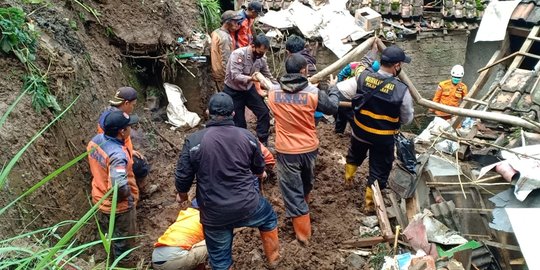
[397, 33, 469, 105]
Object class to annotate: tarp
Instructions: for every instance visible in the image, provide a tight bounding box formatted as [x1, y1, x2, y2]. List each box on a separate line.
[164, 83, 201, 129]
[475, 0, 521, 42]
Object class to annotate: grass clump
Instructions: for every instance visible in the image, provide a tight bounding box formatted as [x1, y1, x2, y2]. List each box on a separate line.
[199, 0, 221, 33]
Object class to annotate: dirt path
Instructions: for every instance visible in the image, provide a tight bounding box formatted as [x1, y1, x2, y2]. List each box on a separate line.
[133, 121, 371, 269]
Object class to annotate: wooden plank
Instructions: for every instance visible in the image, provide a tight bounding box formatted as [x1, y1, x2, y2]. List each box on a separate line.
[389, 192, 408, 228]
[508, 26, 531, 38]
[483, 240, 521, 252]
[457, 126, 478, 160]
[372, 182, 393, 239]
[509, 25, 540, 70]
[342, 236, 387, 247]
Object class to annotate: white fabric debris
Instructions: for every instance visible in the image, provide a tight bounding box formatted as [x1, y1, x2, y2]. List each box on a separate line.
[258, 0, 370, 57]
[164, 83, 201, 129]
[475, 0, 521, 42]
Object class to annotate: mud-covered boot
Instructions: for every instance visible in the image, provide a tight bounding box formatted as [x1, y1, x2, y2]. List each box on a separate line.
[364, 186, 375, 214]
[345, 164, 358, 184]
[260, 228, 281, 268]
[292, 213, 312, 246]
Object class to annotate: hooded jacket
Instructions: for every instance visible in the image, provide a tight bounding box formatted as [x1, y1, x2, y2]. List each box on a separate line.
[174, 118, 265, 227]
[267, 73, 339, 154]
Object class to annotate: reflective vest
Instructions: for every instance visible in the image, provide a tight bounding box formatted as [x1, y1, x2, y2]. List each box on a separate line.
[267, 84, 319, 154]
[432, 80, 468, 117]
[154, 208, 204, 250]
[352, 70, 408, 144]
[87, 134, 139, 213]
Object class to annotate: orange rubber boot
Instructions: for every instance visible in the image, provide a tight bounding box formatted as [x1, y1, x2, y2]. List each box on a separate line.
[292, 213, 312, 246]
[260, 228, 281, 268]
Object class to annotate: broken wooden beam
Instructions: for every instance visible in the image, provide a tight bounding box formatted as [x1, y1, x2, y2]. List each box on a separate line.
[309, 37, 375, 84]
[372, 182, 393, 240]
[342, 236, 387, 247]
[373, 39, 540, 132]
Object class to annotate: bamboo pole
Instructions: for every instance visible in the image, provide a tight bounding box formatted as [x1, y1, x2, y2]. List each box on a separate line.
[373, 39, 540, 132]
[309, 37, 376, 84]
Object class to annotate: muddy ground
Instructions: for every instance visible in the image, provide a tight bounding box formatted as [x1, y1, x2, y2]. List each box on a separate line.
[1, 1, 378, 269]
[132, 120, 374, 270]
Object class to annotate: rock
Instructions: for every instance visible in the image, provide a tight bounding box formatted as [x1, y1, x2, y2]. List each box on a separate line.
[361, 215, 379, 228]
[358, 225, 380, 237]
[249, 249, 263, 263]
[346, 253, 367, 269]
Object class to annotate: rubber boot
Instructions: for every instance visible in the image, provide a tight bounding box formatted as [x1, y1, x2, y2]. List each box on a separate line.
[345, 164, 358, 184]
[364, 186, 375, 214]
[292, 214, 311, 246]
[260, 228, 281, 268]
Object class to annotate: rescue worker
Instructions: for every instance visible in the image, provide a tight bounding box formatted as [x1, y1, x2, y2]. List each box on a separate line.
[266, 54, 339, 245]
[152, 199, 206, 270]
[285, 34, 317, 76]
[223, 34, 276, 145]
[97, 87, 150, 190]
[339, 46, 414, 213]
[235, 1, 265, 48]
[88, 110, 140, 262]
[334, 41, 380, 134]
[175, 92, 280, 270]
[431, 64, 468, 119]
[211, 10, 242, 91]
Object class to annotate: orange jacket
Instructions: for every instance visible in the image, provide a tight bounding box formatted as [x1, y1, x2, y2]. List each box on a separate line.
[432, 80, 468, 117]
[267, 75, 320, 154]
[154, 208, 204, 250]
[87, 134, 139, 214]
[235, 10, 253, 48]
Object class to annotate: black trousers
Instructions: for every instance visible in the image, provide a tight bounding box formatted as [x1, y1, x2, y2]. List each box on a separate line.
[346, 136, 394, 189]
[334, 106, 354, 133]
[223, 85, 270, 144]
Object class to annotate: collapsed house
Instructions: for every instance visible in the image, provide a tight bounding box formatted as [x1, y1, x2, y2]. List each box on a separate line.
[230, 0, 540, 269]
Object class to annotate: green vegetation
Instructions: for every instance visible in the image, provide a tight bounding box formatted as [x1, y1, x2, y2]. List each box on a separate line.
[0, 97, 138, 268]
[369, 243, 390, 269]
[0, 7, 60, 113]
[475, 0, 485, 12]
[199, 0, 221, 33]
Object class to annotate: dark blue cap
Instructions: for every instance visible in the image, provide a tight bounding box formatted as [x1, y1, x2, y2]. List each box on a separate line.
[381, 46, 411, 64]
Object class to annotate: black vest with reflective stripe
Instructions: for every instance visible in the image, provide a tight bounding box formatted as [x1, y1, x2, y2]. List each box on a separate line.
[352, 70, 408, 144]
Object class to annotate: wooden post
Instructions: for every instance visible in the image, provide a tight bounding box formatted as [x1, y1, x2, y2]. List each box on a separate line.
[309, 37, 375, 84]
[372, 182, 393, 240]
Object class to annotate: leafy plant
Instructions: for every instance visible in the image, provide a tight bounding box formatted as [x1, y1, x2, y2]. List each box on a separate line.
[475, 0, 485, 12]
[199, 0, 221, 33]
[0, 7, 38, 63]
[0, 7, 61, 113]
[391, 1, 400, 11]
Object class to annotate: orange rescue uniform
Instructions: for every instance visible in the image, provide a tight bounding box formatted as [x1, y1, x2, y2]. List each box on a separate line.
[267, 84, 320, 154]
[432, 80, 468, 118]
[87, 134, 139, 214]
